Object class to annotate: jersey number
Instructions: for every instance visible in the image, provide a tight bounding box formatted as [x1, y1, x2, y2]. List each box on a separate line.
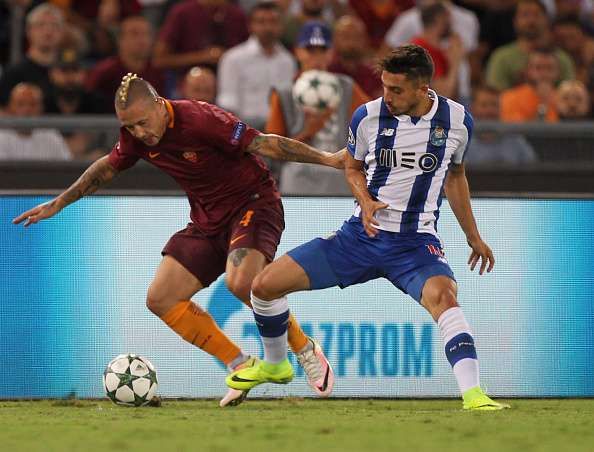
[239, 210, 254, 227]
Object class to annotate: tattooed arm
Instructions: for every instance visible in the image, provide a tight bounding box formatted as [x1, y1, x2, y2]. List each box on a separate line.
[12, 156, 119, 227]
[247, 133, 345, 169]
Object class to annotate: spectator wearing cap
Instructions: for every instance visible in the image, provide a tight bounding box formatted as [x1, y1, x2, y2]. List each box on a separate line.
[86, 15, 165, 111]
[328, 15, 382, 98]
[153, 0, 248, 74]
[216, 1, 296, 131]
[48, 48, 109, 160]
[181, 66, 217, 103]
[0, 83, 71, 161]
[266, 21, 370, 195]
[465, 85, 537, 168]
[48, 48, 106, 115]
[486, 0, 574, 91]
[0, 3, 65, 110]
[280, 0, 332, 50]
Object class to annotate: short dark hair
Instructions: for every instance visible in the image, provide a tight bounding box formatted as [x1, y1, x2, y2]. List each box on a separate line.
[516, 0, 548, 16]
[249, 1, 280, 18]
[420, 3, 447, 28]
[378, 45, 434, 83]
[114, 73, 158, 110]
[529, 46, 557, 58]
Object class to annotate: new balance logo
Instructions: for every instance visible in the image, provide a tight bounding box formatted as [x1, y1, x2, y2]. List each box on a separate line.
[380, 128, 395, 136]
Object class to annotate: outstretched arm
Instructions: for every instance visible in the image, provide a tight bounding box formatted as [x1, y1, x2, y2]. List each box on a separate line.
[246, 133, 345, 169]
[345, 152, 387, 238]
[13, 155, 119, 227]
[444, 163, 494, 274]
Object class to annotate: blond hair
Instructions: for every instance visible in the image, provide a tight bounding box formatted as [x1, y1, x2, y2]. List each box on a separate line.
[114, 73, 158, 110]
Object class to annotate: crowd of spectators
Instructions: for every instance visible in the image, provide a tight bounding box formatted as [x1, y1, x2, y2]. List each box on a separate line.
[0, 0, 593, 176]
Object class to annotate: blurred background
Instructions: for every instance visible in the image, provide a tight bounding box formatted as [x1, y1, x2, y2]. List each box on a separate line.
[0, 0, 593, 195]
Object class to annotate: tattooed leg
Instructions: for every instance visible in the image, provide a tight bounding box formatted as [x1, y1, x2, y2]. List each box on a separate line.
[225, 248, 267, 304]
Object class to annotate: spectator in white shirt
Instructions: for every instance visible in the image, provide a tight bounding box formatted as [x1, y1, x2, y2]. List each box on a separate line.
[0, 83, 71, 161]
[216, 1, 297, 130]
[384, 0, 478, 104]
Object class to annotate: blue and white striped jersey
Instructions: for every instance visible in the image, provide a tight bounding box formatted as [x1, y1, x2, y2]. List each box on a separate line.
[347, 90, 473, 236]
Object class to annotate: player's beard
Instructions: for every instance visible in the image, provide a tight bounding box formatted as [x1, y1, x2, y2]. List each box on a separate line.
[385, 101, 415, 117]
[141, 134, 160, 146]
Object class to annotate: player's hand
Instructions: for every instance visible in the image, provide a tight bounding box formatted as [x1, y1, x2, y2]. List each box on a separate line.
[360, 200, 389, 238]
[326, 148, 346, 170]
[301, 107, 334, 140]
[12, 200, 62, 227]
[467, 237, 495, 275]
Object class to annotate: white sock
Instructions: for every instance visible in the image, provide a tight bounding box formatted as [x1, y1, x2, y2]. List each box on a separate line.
[227, 352, 249, 371]
[437, 306, 480, 394]
[252, 293, 289, 364]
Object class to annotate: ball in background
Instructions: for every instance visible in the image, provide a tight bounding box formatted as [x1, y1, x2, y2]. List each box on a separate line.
[292, 70, 341, 111]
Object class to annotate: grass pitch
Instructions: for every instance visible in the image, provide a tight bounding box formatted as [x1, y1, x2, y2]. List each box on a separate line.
[1, 399, 593, 452]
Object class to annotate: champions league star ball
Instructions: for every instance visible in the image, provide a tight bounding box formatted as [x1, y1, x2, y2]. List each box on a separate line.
[103, 354, 158, 406]
[292, 70, 341, 111]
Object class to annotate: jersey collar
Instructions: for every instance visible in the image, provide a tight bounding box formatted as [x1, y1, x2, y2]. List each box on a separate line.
[164, 99, 175, 128]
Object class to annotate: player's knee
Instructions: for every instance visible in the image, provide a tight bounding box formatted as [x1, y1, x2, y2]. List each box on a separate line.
[436, 286, 458, 310]
[251, 270, 279, 301]
[146, 286, 171, 317]
[422, 277, 458, 319]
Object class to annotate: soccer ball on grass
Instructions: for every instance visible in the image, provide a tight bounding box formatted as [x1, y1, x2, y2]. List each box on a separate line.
[103, 354, 158, 406]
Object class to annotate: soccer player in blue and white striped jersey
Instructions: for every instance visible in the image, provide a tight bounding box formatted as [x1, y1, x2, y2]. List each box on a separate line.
[227, 45, 509, 410]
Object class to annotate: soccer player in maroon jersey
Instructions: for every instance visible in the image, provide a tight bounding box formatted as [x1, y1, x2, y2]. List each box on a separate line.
[13, 74, 343, 406]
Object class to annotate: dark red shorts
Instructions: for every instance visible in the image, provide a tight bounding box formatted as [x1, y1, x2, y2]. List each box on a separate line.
[162, 198, 285, 286]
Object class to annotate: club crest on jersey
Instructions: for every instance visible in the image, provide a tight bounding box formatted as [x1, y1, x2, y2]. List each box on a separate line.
[183, 151, 198, 163]
[430, 126, 447, 146]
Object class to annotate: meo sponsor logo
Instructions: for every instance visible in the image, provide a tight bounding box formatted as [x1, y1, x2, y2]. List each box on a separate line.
[378, 149, 439, 172]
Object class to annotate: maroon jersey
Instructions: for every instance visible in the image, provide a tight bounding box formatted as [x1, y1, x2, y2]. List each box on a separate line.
[108, 100, 279, 234]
